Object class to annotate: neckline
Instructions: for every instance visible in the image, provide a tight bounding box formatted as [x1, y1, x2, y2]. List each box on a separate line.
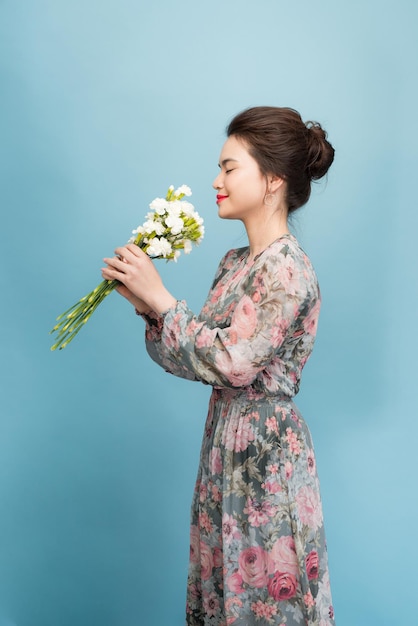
[246, 233, 296, 263]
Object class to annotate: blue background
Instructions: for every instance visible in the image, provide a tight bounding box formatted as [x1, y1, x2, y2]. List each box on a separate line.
[1, 1, 417, 624]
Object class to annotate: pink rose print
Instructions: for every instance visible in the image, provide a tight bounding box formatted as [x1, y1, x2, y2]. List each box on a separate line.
[304, 589, 315, 608]
[200, 541, 214, 580]
[267, 571, 298, 601]
[271, 318, 290, 348]
[199, 510, 213, 533]
[285, 427, 301, 455]
[284, 461, 293, 479]
[222, 415, 255, 452]
[278, 254, 299, 295]
[165, 315, 182, 351]
[265, 416, 279, 435]
[209, 283, 225, 304]
[225, 329, 238, 346]
[267, 463, 279, 474]
[214, 350, 255, 387]
[251, 600, 278, 619]
[189, 525, 200, 565]
[231, 295, 258, 339]
[306, 550, 319, 580]
[307, 448, 316, 476]
[244, 497, 276, 527]
[234, 417, 255, 452]
[303, 300, 321, 336]
[188, 582, 200, 600]
[212, 484, 222, 502]
[268, 536, 299, 576]
[226, 571, 245, 594]
[252, 290, 261, 303]
[225, 596, 244, 623]
[238, 546, 269, 588]
[199, 482, 208, 502]
[252, 272, 266, 294]
[210, 447, 223, 474]
[144, 310, 164, 341]
[263, 478, 282, 494]
[203, 590, 220, 617]
[185, 318, 202, 337]
[295, 485, 323, 531]
[222, 513, 241, 545]
[195, 325, 215, 349]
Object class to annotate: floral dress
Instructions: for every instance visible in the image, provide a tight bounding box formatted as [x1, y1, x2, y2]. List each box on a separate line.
[142, 234, 335, 626]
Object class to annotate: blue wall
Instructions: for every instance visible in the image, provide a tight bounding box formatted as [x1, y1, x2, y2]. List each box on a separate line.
[1, 1, 417, 624]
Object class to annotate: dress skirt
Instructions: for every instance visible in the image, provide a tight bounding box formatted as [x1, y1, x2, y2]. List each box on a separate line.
[186, 387, 335, 626]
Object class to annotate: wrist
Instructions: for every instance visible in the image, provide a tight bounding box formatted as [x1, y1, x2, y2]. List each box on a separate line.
[135, 305, 152, 315]
[149, 290, 177, 315]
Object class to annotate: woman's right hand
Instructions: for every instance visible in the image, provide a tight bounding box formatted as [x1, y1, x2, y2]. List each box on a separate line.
[101, 260, 151, 314]
[102, 244, 177, 315]
[114, 283, 151, 314]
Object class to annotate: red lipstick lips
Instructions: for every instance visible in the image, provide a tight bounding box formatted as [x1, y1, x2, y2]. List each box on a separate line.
[216, 194, 228, 204]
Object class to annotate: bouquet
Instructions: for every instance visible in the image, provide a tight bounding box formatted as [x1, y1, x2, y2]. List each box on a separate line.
[50, 184, 204, 350]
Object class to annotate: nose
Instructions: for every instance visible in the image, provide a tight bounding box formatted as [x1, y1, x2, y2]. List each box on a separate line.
[212, 171, 223, 190]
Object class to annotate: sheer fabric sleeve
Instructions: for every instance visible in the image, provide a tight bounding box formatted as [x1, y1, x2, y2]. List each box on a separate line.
[142, 242, 319, 388]
[139, 251, 233, 382]
[141, 308, 199, 382]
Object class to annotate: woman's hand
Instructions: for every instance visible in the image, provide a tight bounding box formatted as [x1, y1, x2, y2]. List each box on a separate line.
[113, 282, 151, 314]
[101, 244, 177, 314]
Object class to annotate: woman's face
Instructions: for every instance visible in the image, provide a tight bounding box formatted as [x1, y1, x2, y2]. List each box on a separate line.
[212, 135, 267, 222]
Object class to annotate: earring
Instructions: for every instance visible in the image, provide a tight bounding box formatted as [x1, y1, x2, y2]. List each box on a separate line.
[264, 193, 276, 206]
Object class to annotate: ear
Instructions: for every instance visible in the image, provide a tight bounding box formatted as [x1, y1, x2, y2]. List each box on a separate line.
[268, 175, 285, 193]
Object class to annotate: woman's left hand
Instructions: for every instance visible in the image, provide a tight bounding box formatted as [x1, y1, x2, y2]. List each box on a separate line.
[101, 244, 177, 314]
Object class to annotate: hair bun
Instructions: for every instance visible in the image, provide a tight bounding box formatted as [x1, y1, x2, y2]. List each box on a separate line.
[305, 121, 335, 180]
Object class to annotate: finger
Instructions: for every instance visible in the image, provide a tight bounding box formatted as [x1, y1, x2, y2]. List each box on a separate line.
[113, 247, 129, 262]
[125, 243, 146, 257]
[101, 267, 116, 280]
[115, 244, 146, 262]
[103, 256, 129, 272]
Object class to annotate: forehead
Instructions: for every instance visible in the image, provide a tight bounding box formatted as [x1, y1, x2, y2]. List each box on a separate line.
[218, 135, 251, 164]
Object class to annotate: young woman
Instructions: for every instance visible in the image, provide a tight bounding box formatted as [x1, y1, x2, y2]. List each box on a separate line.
[102, 106, 336, 625]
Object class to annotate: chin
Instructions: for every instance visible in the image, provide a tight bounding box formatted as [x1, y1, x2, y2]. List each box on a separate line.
[218, 206, 234, 220]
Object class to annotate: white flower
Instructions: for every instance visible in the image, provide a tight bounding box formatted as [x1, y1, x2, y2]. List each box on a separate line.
[51, 183, 202, 351]
[149, 197, 169, 215]
[166, 201, 182, 217]
[165, 214, 184, 235]
[174, 184, 192, 197]
[142, 219, 157, 235]
[183, 239, 193, 254]
[134, 185, 202, 259]
[146, 237, 172, 258]
[180, 201, 196, 217]
[196, 226, 205, 243]
[156, 222, 166, 236]
[150, 220, 166, 236]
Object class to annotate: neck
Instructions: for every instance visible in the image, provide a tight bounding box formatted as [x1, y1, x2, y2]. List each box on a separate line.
[244, 212, 290, 261]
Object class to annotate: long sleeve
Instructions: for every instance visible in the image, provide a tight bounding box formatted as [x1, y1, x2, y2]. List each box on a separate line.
[142, 238, 320, 391]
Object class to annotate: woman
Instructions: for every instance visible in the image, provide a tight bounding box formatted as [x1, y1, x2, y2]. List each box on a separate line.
[102, 106, 335, 625]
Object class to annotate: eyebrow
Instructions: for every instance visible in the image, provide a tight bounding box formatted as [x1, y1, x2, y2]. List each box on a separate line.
[218, 158, 239, 168]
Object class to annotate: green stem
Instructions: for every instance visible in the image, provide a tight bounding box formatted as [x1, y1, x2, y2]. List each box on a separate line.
[50, 279, 118, 349]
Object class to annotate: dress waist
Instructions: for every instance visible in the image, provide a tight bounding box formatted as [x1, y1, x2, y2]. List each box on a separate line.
[211, 386, 292, 404]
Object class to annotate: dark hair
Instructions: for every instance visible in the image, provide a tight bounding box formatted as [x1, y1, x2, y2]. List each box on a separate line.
[226, 106, 335, 212]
